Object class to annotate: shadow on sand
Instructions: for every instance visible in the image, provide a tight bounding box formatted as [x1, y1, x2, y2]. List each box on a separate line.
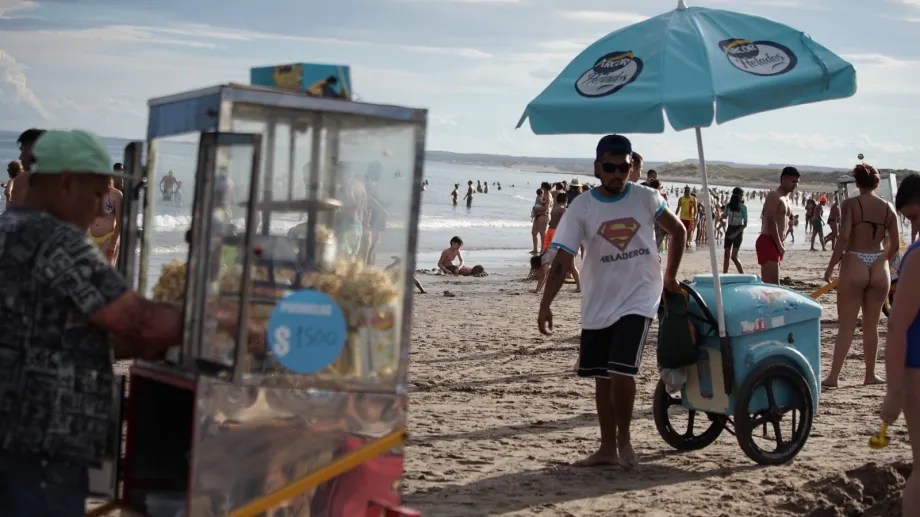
[412, 408, 654, 446]
[404, 460, 762, 517]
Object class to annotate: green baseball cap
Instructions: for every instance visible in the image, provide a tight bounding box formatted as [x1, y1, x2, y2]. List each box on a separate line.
[32, 129, 123, 177]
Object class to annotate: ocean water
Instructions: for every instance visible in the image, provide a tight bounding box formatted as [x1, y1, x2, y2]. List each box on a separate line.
[0, 130, 833, 285]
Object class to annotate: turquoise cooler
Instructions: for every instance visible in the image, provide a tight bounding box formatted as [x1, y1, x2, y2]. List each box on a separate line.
[683, 274, 822, 415]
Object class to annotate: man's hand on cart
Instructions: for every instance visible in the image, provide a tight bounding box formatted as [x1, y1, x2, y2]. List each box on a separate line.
[94, 292, 182, 359]
[662, 273, 680, 293]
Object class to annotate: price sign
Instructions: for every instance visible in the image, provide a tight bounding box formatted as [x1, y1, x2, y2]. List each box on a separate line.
[266, 289, 347, 374]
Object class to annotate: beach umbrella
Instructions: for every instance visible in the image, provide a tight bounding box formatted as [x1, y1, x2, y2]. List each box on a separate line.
[516, 0, 855, 339]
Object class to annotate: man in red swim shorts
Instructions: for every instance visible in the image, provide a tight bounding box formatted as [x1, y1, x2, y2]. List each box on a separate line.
[756, 166, 799, 284]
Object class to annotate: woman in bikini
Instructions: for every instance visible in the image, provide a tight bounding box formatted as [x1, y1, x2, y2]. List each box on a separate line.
[530, 182, 552, 254]
[90, 178, 122, 265]
[822, 164, 900, 387]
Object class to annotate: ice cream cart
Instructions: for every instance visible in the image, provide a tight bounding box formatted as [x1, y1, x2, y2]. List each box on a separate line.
[93, 82, 427, 516]
[653, 275, 822, 465]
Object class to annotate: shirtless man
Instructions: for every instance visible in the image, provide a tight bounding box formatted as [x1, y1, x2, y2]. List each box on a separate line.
[7, 128, 45, 207]
[160, 170, 179, 198]
[90, 177, 123, 265]
[755, 167, 800, 284]
[437, 236, 464, 275]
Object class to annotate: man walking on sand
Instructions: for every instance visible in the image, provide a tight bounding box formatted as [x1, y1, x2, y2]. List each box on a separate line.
[538, 134, 686, 469]
[676, 186, 696, 250]
[756, 166, 799, 284]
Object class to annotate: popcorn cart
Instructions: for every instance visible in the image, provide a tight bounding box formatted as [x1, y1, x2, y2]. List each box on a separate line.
[652, 275, 822, 465]
[92, 82, 426, 516]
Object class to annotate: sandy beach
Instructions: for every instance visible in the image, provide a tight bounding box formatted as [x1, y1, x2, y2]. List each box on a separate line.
[403, 247, 910, 517]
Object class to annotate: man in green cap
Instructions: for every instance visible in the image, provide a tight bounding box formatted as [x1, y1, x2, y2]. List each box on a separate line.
[0, 129, 182, 515]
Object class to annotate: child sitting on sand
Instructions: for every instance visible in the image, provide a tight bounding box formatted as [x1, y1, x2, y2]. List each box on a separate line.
[438, 236, 464, 275]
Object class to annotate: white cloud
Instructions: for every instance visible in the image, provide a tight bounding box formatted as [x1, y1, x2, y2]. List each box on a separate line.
[560, 11, 648, 24]
[728, 131, 848, 151]
[536, 40, 593, 53]
[142, 23, 493, 59]
[727, 131, 915, 154]
[431, 114, 459, 126]
[392, 0, 523, 3]
[0, 49, 53, 121]
[841, 53, 916, 66]
[839, 52, 920, 95]
[854, 135, 916, 154]
[896, 0, 920, 6]
[81, 26, 220, 49]
[0, 0, 36, 18]
[704, 0, 804, 6]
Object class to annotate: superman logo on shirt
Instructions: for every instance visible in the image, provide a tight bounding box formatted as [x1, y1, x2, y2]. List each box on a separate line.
[597, 217, 640, 252]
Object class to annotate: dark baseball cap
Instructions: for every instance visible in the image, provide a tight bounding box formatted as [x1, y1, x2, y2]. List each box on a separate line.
[596, 134, 632, 158]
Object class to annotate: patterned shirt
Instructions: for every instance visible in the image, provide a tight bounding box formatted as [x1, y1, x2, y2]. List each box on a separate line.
[0, 208, 128, 467]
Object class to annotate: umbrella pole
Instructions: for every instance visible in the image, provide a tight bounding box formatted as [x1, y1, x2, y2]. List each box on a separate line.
[694, 127, 727, 339]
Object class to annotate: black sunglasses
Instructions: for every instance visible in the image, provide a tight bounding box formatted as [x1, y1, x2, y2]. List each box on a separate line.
[601, 162, 631, 174]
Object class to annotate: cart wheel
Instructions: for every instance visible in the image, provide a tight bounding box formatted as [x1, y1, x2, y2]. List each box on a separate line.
[653, 380, 727, 451]
[734, 362, 813, 465]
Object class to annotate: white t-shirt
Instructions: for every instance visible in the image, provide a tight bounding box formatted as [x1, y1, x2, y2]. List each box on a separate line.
[551, 184, 667, 330]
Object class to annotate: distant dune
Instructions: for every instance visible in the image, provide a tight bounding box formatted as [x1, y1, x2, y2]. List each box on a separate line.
[426, 150, 917, 189]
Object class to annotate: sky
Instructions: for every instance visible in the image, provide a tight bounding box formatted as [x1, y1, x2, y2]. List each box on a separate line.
[0, 0, 918, 168]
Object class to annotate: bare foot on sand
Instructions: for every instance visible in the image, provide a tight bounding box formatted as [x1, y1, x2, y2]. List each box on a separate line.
[618, 442, 638, 470]
[864, 376, 884, 385]
[821, 378, 838, 388]
[572, 451, 618, 468]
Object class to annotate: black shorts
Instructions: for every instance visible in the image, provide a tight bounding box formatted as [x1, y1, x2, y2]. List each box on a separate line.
[724, 225, 744, 250]
[578, 314, 652, 378]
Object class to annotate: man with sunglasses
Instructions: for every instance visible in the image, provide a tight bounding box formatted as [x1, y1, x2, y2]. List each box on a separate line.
[538, 134, 686, 469]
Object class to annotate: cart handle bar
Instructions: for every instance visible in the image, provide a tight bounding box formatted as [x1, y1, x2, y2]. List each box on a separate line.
[228, 427, 408, 517]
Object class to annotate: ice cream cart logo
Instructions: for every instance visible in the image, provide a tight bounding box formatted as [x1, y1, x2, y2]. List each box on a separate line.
[751, 287, 786, 305]
[741, 318, 768, 334]
[597, 217, 640, 252]
[719, 38, 797, 76]
[575, 51, 644, 98]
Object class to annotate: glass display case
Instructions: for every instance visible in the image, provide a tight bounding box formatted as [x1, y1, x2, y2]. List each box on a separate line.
[138, 84, 426, 391]
[105, 83, 426, 516]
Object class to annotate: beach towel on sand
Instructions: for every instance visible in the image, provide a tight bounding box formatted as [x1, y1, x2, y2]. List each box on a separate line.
[657, 289, 698, 369]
